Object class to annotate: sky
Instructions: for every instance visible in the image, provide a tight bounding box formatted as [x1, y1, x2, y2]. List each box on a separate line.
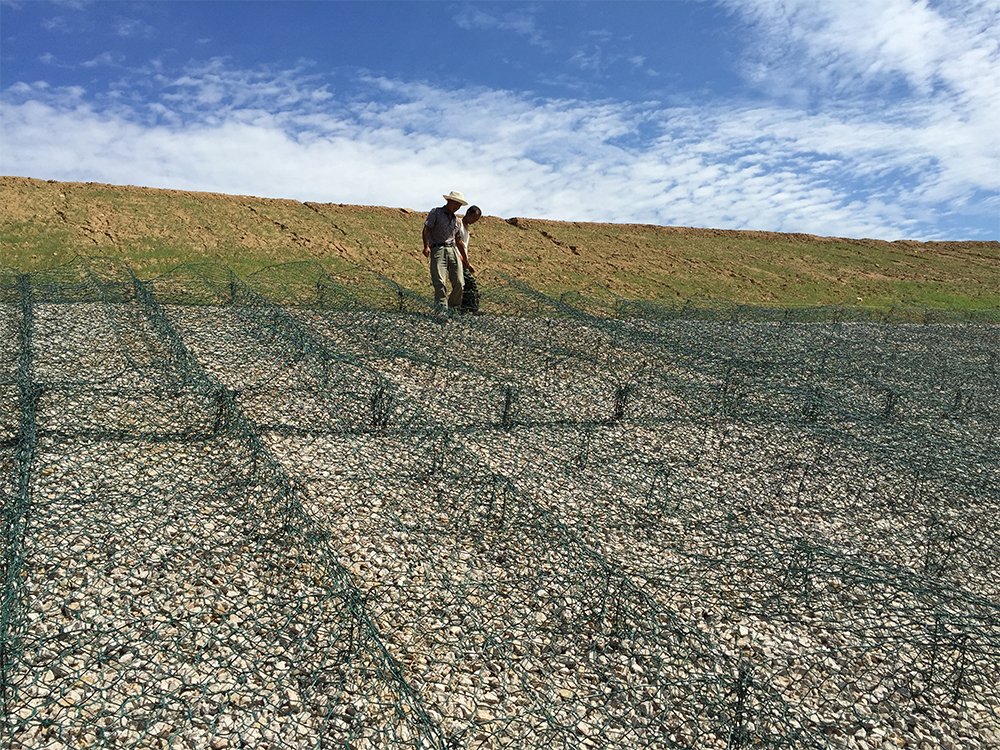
[1, 1, 998, 241]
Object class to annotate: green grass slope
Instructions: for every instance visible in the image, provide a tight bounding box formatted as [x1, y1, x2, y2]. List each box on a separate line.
[2, 176, 998, 311]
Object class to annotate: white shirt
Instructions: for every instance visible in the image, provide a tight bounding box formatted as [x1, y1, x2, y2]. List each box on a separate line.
[456, 220, 470, 257]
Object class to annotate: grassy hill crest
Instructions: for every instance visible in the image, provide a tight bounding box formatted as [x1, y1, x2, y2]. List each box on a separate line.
[2, 175, 997, 311]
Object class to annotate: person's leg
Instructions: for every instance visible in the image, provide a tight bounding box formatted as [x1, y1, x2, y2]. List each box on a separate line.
[430, 245, 448, 314]
[446, 246, 465, 311]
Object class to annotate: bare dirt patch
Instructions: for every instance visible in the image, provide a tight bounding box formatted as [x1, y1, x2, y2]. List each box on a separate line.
[2, 176, 997, 309]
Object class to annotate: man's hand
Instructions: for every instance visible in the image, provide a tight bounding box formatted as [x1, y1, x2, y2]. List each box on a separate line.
[423, 246, 431, 258]
[464, 262, 475, 273]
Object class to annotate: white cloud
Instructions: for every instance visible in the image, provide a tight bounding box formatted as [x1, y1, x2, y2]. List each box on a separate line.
[565, 32, 659, 79]
[81, 51, 121, 68]
[454, 7, 549, 48]
[724, 0, 1000, 107]
[568, 48, 604, 73]
[114, 18, 154, 39]
[1, 37, 996, 241]
[155, 59, 335, 117]
[40, 15, 71, 32]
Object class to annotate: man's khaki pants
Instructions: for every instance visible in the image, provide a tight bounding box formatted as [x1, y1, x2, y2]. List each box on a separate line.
[430, 243, 464, 314]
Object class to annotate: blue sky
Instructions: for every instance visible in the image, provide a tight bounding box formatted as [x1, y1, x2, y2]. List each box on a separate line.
[1, 0, 998, 240]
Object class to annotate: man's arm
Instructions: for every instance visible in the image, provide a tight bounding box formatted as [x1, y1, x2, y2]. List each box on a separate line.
[457, 235, 473, 272]
[422, 223, 432, 257]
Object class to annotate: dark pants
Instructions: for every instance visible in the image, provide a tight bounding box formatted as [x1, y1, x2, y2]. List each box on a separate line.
[461, 270, 480, 313]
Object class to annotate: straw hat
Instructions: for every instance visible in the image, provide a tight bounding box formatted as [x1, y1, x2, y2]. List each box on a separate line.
[443, 190, 469, 206]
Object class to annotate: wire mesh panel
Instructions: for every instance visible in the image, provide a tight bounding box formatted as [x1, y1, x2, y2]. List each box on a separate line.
[461, 420, 999, 747]
[12, 434, 438, 749]
[2, 258, 998, 750]
[264, 429, 827, 749]
[0, 301, 21, 445]
[3, 260, 440, 749]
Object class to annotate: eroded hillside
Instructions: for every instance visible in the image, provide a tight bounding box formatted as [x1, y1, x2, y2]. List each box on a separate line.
[2, 176, 998, 309]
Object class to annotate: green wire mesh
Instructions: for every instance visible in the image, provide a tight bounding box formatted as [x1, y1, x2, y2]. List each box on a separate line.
[1, 257, 997, 749]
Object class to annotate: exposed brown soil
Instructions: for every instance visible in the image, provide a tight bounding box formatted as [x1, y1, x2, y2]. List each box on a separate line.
[1, 175, 997, 308]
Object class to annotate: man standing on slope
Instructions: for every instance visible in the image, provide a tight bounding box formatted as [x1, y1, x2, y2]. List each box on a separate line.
[423, 190, 469, 316]
[457, 205, 481, 314]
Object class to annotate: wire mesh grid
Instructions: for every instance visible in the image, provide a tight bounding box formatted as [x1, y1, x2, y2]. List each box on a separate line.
[1, 257, 997, 750]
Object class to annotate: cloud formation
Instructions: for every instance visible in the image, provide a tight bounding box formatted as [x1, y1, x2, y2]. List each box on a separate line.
[454, 7, 548, 48]
[2, 1, 997, 240]
[729, 0, 999, 100]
